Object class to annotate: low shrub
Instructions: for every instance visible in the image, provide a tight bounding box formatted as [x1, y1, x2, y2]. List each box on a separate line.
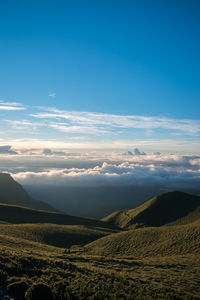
[0, 270, 7, 284]
[25, 283, 54, 300]
[7, 280, 29, 300]
[52, 280, 72, 300]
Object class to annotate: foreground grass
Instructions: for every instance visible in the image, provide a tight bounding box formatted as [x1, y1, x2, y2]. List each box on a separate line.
[0, 231, 200, 299]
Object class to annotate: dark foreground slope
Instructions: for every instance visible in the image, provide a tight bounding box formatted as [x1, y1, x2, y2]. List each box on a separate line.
[0, 173, 55, 211]
[102, 191, 200, 228]
[0, 221, 200, 299]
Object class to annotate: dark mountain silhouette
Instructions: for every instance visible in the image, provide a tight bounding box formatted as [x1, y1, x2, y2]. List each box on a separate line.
[0, 173, 55, 212]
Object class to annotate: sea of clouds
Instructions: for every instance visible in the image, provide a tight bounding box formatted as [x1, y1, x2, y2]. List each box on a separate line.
[6, 153, 199, 190]
[0, 145, 199, 190]
[1, 149, 200, 217]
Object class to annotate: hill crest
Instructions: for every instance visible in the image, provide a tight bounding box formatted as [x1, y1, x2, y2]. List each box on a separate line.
[102, 191, 200, 229]
[0, 202, 118, 230]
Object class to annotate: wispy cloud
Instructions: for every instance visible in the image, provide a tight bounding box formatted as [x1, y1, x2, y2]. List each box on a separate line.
[31, 107, 200, 135]
[0, 100, 25, 111]
[48, 93, 56, 97]
[48, 123, 111, 135]
[5, 119, 45, 130]
[1, 103, 200, 154]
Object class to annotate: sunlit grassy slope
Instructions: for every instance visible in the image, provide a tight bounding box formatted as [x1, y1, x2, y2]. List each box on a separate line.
[102, 191, 200, 228]
[0, 173, 55, 211]
[86, 218, 200, 257]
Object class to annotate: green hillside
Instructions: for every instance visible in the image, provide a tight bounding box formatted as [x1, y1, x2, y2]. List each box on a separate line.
[0, 173, 55, 211]
[102, 191, 200, 228]
[86, 219, 200, 257]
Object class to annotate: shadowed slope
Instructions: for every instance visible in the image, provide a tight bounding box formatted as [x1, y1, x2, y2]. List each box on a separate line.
[102, 191, 200, 228]
[0, 223, 117, 248]
[0, 173, 55, 211]
[0, 203, 118, 230]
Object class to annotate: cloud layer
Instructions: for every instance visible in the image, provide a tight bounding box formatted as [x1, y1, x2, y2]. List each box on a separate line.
[11, 154, 200, 189]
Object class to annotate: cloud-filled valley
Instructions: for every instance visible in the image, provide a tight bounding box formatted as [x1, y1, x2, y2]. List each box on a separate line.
[3, 153, 197, 218]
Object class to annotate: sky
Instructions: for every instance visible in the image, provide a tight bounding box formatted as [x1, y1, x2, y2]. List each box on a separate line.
[0, 0, 200, 154]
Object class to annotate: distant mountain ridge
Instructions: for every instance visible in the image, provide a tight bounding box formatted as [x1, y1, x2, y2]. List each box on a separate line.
[102, 191, 200, 229]
[0, 173, 55, 212]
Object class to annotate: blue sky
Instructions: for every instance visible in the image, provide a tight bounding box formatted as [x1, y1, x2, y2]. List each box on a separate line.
[0, 0, 200, 153]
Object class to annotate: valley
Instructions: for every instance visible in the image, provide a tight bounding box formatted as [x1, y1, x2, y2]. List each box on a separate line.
[0, 174, 200, 299]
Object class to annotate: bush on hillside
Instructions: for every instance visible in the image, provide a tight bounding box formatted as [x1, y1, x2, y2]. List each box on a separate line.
[0, 270, 7, 284]
[52, 280, 72, 300]
[7, 280, 29, 300]
[25, 283, 54, 300]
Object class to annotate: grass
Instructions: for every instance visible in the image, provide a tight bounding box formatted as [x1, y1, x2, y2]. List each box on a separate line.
[1, 191, 200, 299]
[0, 223, 118, 248]
[86, 219, 200, 257]
[0, 231, 200, 299]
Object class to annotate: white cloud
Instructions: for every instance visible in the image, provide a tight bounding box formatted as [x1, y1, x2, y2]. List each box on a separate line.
[0, 100, 25, 111]
[30, 107, 200, 135]
[49, 123, 110, 135]
[2, 104, 200, 154]
[5, 119, 46, 131]
[12, 154, 200, 188]
[48, 93, 56, 97]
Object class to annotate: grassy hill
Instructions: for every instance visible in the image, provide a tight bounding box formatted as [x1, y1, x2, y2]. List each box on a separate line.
[102, 191, 200, 228]
[0, 173, 55, 211]
[86, 219, 200, 257]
